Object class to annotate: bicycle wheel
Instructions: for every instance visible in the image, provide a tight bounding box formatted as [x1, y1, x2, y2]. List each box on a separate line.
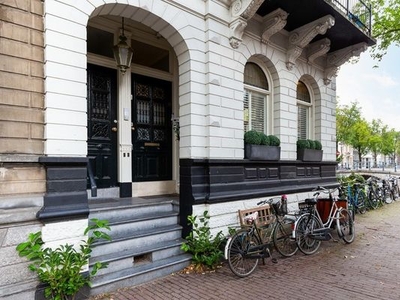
[295, 214, 323, 255]
[383, 188, 393, 204]
[273, 219, 298, 257]
[356, 190, 367, 214]
[226, 229, 260, 277]
[368, 190, 379, 210]
[336, 208, 355, 244]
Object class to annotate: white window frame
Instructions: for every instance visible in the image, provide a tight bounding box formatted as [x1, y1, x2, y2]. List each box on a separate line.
[243, 61, 273, 135]
[296, 81, 314, 139]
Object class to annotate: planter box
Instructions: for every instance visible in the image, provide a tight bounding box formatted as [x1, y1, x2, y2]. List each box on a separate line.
[297, 149, 323, 162]
[245, 144, 281, 161]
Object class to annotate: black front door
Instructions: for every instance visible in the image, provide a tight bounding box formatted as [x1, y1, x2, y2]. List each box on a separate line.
[132, 75, 172, 181]
[87, 64, 118, 188]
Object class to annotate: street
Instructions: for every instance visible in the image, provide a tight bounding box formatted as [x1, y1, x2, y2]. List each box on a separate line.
[92, 201, 400, 300]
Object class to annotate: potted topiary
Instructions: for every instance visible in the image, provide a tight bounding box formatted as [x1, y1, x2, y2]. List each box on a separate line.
[297, 139, 323, 161]
[244, 130, 281, 160]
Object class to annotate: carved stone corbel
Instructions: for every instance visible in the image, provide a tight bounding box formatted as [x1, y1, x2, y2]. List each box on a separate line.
[323, 42, 368, 85]
[307, 38, 331, 64]
[261, 8, 288, 43]
[286, 15, 335, 69]
[229, 0, 264, 48]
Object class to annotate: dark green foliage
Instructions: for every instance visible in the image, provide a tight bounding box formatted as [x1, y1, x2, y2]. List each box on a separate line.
[16, 219, 111, 300]
[314, 140, 322, 150]
[268, 135, 280, 146]
[181, 211, 224, 271]
[297, 139, 322, 150]
[244, 130, 262, 145]
[260, 133, 270, 145]
[308, 139, 316, 149]
[297, 139, 310, 150]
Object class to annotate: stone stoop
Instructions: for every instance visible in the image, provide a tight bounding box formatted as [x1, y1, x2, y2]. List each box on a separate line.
[88, 196, 191, 297]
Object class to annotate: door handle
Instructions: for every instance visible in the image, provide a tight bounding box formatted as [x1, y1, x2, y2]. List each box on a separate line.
[112, 127, 117, 132]
[131, 126, 135, 131]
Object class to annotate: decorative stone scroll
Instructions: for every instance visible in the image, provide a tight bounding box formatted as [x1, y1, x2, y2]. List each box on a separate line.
[286, 15, 335, 70]
[229, 0, 264, 48]
[261, 8, 288, 43]
[323, 42, 368, 85]
[307, 38, 331, 64]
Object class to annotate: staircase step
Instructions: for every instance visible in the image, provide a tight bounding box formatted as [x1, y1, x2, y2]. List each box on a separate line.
[92, 223, 183, 257]
[90, 253, 192, 296]
[91, 238, 186, 276]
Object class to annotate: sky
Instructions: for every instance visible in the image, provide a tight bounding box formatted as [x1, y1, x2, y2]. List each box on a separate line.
[336, 45, 400, 131]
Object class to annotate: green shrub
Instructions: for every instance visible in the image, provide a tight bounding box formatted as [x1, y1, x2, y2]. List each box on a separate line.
[16, 219, 111, 300]
[268, 135, 280, 146]
[308, 139, 316, 149]
[181, 211, 224, 272]
[260, 133, 270, 145]
[296, 139, 310, 150]
[244, 130, 262, 145]
[314, 140, 322, 150]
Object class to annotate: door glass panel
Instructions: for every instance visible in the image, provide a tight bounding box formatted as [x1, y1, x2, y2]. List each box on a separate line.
[131, 40, 169, 72]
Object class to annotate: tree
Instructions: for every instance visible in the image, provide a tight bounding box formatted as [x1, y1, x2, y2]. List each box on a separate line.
[369, 0, 400, 61]
[336, 101, 362, 145]
[368, 119, 383, 167]
[381, 128, 398, 165]
[349, 119, 371, 165]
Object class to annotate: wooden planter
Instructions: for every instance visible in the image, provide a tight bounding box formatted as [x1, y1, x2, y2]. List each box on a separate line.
[297, 149, 323, 162]
[245, 144, 281, 161]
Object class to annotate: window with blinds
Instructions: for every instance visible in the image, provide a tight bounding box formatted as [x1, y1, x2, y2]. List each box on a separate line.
[296, 81, 312, 139]
[243, 63, 269, 133]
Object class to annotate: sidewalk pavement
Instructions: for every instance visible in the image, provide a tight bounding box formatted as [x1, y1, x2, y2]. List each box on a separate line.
[91, 202, 400, 300]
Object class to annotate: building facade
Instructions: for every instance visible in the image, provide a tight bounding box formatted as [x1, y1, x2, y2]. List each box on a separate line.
[0, 0, 374, 298]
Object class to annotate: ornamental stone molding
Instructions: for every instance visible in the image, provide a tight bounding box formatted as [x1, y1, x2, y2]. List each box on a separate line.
[286, 15, 335, 70]
[323, 42, 368, 85]
[261, 8, 288, 43]
[229, 0, 264, 48]
[307, 38, 331, 64]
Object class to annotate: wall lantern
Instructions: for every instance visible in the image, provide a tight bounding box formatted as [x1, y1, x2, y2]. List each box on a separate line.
[113, 17, 134, 74]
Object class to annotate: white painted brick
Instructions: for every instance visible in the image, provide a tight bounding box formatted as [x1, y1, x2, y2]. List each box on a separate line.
[45, 30, 86, 54]
[46, 93, 86, 112]
[45, 108, 86, 126]
[46, 124, 87, 140]
[45, 15, 87, 40]
[45, 77, 86, 98]
[45, 1, 89, 26]
[45, 140, 87, 156]
[42, 219, 87, 243]
[45, 62, 86, 83]
[45, 46, 86, 68]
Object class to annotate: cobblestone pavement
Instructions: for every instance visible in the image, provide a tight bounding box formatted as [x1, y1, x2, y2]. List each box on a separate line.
[91, 201, 400, 300]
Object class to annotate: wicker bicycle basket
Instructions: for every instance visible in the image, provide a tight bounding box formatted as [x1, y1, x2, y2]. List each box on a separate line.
[238, 205, 276, 227]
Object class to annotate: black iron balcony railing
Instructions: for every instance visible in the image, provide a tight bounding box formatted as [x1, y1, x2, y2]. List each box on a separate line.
[331, 0, 372, 36]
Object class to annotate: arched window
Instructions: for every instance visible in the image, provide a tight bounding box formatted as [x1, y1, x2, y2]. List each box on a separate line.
[243, 62, 271, 133]
[297, 81, 312, 140]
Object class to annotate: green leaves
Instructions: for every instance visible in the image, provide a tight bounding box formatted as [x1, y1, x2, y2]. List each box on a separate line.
[181, 211, 224, 271]
[16, 218, 111, 300]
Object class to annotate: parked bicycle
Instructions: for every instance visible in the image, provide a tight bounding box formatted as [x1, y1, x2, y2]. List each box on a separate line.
[387, 175, 400, 201]
[365, 176, 383, 209]
[225, 195, 297, 277]
[346, 181, 367, 216]
[294, 186, 355, 255]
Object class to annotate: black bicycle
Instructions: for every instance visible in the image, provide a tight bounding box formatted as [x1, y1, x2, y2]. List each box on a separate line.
[225, 196, 298, 277]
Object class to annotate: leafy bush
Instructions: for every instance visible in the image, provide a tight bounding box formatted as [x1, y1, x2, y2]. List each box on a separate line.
[308, 139, 316, 149]
[268, 135, 280, 146]
[181, 211, 224, 272]
[260, 133, 270, 145]
[244, 130, 262, 145]
[297, 139, 310, 150]
[16, 219, 111, 300]
[314, 140, 322, 150]
[297, 139, 322, 150]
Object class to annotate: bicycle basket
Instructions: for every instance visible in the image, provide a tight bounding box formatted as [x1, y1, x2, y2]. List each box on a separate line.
[238, 205, 275, 227]
[298, 202, 314, 214]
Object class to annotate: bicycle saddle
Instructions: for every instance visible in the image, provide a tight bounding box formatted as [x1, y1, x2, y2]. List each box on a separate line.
[304, 198, 317, 205]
